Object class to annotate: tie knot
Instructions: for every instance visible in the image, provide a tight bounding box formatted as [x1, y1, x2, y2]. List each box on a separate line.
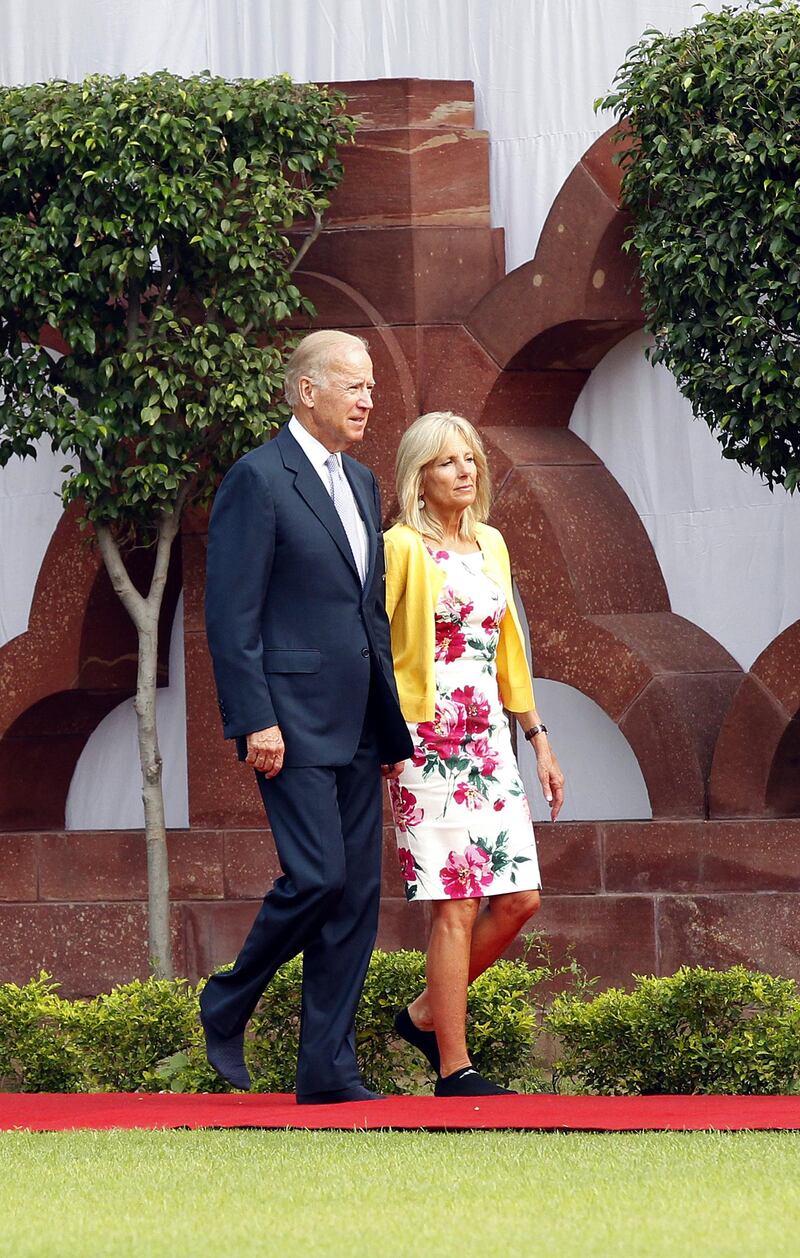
[325, 453, 338, 473]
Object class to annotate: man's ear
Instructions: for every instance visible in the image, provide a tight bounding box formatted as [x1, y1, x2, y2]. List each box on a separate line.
[299, 375, 315, 407]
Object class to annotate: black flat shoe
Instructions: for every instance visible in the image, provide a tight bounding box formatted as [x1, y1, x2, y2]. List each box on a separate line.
[434, 1067, 516, 1098]
[393, 1007, 441, 1075]
[200, 1011, 251, 1091]
[296, 1084, 384, 1105]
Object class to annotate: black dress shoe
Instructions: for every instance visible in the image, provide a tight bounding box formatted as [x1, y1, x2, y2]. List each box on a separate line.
[434, 1067, 516, 1097]
[200, 1010, 251, 1091]
[393, 1007, 441, 1075]
[296, 1084, 384, 1105]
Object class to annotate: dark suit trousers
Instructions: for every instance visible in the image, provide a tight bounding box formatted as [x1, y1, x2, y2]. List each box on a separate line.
[199, 718, 383, 1097]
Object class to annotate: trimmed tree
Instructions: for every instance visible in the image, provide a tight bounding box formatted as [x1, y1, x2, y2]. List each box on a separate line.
[598, 0, 800, 491]
[0, 71, 354, 976]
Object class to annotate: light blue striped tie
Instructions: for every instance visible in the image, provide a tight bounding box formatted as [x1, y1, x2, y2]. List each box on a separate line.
[324, 453, 366, 585]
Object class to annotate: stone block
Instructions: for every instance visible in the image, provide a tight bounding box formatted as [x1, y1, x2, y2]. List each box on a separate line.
[223, 829, 281, 899]
[38, 831, 147, 901]
[293, 226, 504, 325]
[620, 671, 743, 820]
[657, 894, 800, 981]
[604, 820, 800, 893]
[752, 620, 800, 715]
[0, 833, 38, 900]
[581, 128, 627, 208]
[466, 162, 642, 372]
[332, 79, 476, 130]
[525, 894, 658, 989]
[0, 903, 152, 997]
[592, 612, 740, 678]
[325, 128, 491, 229]
[710, 675, 791, 818]
[168, 830, 224, 900]
[539, 823, 602, 894]
[509, 465, 669, 617]
[181, 901, 259, 980]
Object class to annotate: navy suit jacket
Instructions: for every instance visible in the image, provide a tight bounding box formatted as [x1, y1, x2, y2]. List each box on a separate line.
[205, 424, 412, 768]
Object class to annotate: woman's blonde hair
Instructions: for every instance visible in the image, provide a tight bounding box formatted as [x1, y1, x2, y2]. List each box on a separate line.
[395, 411, 491, 542]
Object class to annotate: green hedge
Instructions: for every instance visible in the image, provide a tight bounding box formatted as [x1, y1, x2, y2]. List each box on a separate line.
[0, 942, 578, 1094]
[546, 965, 800, 1095]
[10, 956, 796, 1096]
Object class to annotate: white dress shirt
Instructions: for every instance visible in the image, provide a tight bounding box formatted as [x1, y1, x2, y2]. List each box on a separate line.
[288, 415, 369, 579]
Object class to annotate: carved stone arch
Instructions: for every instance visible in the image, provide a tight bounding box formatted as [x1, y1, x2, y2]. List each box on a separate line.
[0, 504, 181, 830]
[710, 619, 800, 818]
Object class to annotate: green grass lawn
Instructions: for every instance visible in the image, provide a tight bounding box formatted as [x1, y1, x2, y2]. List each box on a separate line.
[1, 1129, 799, 1257]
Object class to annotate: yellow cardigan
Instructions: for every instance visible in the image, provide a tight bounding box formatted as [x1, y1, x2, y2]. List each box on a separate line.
[383, 522, 535, 722]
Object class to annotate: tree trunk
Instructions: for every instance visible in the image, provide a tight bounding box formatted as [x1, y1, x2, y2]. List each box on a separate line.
[95, 487, 189, 979]
[135, 616, 173, 978]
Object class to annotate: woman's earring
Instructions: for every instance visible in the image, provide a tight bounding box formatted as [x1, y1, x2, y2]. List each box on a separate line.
[418, 497, 425, 509]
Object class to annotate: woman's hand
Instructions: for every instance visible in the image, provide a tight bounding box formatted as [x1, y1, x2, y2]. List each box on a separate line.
[534, 743, 565, 821]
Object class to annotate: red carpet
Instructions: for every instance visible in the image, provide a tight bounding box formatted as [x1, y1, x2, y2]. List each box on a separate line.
[3, 1093, 800, 1132]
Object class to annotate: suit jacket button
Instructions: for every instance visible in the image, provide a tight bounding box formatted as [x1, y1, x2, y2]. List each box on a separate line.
[361, 647, 370, 657]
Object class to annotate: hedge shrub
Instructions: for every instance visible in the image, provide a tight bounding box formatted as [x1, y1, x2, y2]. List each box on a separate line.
[547, 965, 800, 1095]
[0, 974, 79, 1092]
[0, 942, 575, 1094]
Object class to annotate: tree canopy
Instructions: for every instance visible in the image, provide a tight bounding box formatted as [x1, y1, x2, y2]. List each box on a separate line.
[0, 70, 355, 524]
[599, 0, 800, 491]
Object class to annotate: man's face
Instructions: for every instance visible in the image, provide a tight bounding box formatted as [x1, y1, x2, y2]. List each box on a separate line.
[302, 346, 375, 453]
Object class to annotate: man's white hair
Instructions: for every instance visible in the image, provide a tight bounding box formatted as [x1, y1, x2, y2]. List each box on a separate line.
[284, 330, 370, 408]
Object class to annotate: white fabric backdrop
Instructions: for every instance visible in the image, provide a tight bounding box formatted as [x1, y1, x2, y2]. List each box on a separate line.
[2, 0, 796, 827]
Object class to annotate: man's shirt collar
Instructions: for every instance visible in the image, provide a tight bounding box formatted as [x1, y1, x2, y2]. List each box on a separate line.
[288, 415, 342, 472]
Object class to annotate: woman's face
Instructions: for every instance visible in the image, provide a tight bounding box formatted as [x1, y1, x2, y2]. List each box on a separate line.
[421, 434, 478, 519]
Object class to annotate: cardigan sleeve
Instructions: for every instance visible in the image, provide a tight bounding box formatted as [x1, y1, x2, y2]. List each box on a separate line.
[384, 525, 409, 622]
[484, 527, 536, 713]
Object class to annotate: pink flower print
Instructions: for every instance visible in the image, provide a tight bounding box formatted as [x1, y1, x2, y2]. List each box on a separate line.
[397, 847, 416, 883]
[435, 619, 466, 663]
[453, 781, 484, 811]
[493, 799, 505, 812]
[440, 845, 494, 898]
[451, 685, 491, 736]
[389, 781, 423, 833]
[469, 735, 499, 777]
[411, 743, 427, 768]
[439, 588, 475, 624]
[481, 608, 502, 634]
[417, 699, 468, 762]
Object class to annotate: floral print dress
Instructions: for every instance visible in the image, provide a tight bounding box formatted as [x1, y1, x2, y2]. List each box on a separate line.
[389, 547, 541, 901]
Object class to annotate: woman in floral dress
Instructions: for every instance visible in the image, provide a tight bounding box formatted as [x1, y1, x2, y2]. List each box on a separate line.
[384, 412, 565, 1097]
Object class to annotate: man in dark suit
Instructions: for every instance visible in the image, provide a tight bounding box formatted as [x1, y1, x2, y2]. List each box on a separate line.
[200, 329, 413, 1104]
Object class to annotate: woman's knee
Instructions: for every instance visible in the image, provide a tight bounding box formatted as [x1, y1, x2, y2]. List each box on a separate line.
[494, 889, 541, 927]
[431, 898, 481, 935]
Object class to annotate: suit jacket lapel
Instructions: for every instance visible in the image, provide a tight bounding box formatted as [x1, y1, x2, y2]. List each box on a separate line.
[277, 425, 361, 582]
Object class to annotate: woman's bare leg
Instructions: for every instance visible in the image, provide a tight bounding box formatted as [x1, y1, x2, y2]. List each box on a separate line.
[409, 891, 541, 1032]
[424, 898, 480, 1077]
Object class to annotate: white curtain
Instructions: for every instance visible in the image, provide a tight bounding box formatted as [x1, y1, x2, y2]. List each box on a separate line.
[4, 0, 792, 829]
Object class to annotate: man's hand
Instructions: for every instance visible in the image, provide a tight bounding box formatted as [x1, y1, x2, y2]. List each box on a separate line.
[381, 761, 405, 779]
[246, 726, 285, 778]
